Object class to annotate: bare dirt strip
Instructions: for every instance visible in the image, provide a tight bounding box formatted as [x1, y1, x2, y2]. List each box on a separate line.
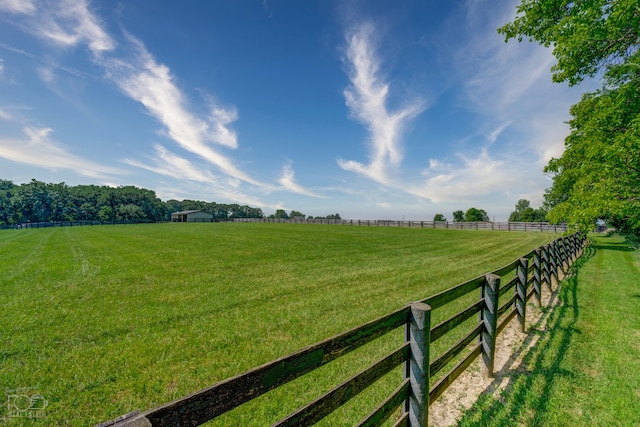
[429, 277, 563, 426]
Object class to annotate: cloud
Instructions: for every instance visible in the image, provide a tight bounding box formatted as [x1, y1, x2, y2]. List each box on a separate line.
[33, 0, 115, 54]
[124, 144, 219, 184]
[338, 22, 425, 184]
[410, 149, 516, 203]
[278, 162, 323, 198]
[409, 0, 592, 206]
[0, 126, 123, 179]
[0, 108, 11, 120]
[0, 0, 36, 14]
[103, 35, 263, 186]
[3, 1, 265, 189]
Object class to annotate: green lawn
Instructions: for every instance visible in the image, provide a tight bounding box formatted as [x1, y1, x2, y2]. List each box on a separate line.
[0, 223, 556, 425]
[458, 234, 640, 426]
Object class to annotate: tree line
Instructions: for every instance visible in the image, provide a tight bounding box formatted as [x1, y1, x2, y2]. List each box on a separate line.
[431, 201, 547, 223]
[0, 179, 264, 226]
[500, 0, 639, 235]
[270, 209, 341, 220]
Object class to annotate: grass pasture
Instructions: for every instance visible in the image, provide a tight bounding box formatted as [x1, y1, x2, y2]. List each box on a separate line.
[0, 223, 556, 425]
[459, 234, 640, 426]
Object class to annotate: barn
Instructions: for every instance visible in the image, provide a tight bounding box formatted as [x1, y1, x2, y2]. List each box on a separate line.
[170, 210, 214, 223]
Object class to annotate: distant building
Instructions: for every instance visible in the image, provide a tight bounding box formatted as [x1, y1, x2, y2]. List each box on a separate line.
[171, 210, 214, 223]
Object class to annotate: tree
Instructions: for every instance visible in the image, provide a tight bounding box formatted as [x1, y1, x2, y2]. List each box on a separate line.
[452, 210, 464, 222]
[290, 210, 305, 219]
[274, 209, 289, 219]
[0, 178, 265, 225]
[433, 213, 446, 222]
[544, 78, 640, 233]
[464, 208, 489, 222]
[0, 180, 15, 225]
[509, 199, 548, 222]
[498, 0, 640, 86]
[116, 204, 146, 221]
[501, 0, 640, 234]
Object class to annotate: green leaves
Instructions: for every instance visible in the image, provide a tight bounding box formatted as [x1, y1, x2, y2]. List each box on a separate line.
[499, 0, 639, 86]
[502, 0, 640, 235]
[544, 74, 640, 233]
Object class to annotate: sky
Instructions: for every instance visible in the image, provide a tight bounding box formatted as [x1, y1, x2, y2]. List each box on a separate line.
[0, 0, 595, 221]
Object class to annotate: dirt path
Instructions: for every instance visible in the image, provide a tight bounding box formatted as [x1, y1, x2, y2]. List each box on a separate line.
[428, 277, 563, 426]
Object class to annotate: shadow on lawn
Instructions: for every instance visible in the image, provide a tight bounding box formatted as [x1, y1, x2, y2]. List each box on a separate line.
[456, 242, 596, 426]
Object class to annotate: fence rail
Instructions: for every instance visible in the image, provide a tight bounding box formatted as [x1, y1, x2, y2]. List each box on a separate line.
[98, 233, 585, 427]
[4, 219, 568, 233]
[3, 220, 167, 229]
[234, 218, 568, 232]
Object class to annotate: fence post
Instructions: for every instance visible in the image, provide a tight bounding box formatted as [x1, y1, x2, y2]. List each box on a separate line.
[542, 244, 552, 292]
[558, 237, 567, 275]
[558, 238, 568, 272]
[405, 302, 431, 427]
[481, 274, 500, 377]
[550, 241, 559, 282]
[516, 258, 529, 332]
[533, 249, 542, 306]
[568, 236, 575, 264]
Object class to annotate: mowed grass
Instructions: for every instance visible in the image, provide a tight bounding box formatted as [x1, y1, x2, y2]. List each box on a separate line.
[459, 234, 640, 426]
[0, 223, 555, 425]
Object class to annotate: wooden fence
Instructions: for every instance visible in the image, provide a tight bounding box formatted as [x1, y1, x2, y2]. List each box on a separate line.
[5, 219, 567, 233]
[98, 233, 585, 427]
[234, 218, 568, 232]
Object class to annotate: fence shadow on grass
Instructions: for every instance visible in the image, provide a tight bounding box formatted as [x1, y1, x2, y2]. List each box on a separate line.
[456, 243, 596, 427]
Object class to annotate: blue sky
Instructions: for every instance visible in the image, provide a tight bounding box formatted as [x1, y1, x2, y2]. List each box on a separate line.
[0, 0, 593, 220]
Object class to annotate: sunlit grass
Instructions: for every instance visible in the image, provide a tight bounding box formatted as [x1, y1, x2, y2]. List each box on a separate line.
[0, 223, 555, 425]
[459, 234, 640, 426]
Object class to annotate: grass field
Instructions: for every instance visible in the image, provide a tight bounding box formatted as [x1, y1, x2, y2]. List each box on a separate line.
[0, 223, 556, 425]
[458, 234, 640, 426]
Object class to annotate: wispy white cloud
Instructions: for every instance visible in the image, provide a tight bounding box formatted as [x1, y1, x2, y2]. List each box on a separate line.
[124, 144, 218, 184]
[0, 126, 123, 179]
[7, 1, 270, 191]
[278, 162, 323, 198]
[0, 108, 12, 120]
[33, 0, 115, 55]
[338, 22, 425, 184]
[154, 180, 267, 210]
[410, 149, 515, 203]
[124, 144, 270, 209]
[412, 0, 591, 207]
[103, 35, 263, 186]
[0, 0, 36, 14]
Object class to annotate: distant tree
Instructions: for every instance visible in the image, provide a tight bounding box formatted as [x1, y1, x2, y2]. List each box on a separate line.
[433, 213, 446, 222]
[464, 208, 489, 222]
[116, 204, 146, 221]
[0, 180, 16, 225]
[452, 210, 465, 222]
[97, 206, 114, 221]
[509, 199, 547, 222]
[326, 213, 341, 219]
[0, 178, 264, 225]
[290, 210, 305, 219]
[274, 209, 289, 219]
